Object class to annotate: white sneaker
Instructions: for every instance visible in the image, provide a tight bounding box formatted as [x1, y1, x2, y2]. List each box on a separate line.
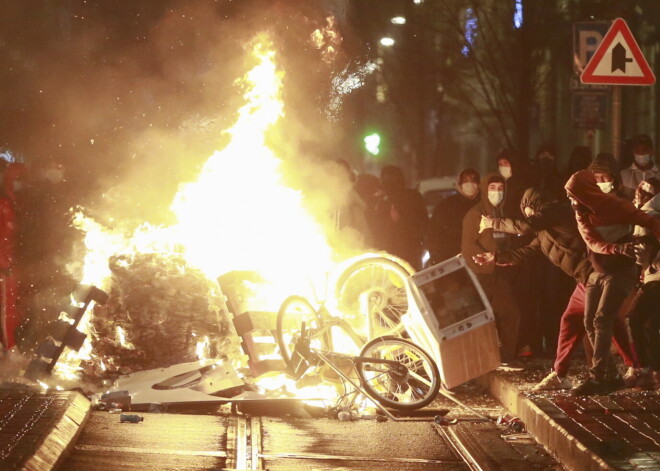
[532, 371, 573, 391]
[623, 367, 643, 388]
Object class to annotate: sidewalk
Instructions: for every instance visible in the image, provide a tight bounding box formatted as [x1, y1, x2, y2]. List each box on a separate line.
[478, 359, 660, 471]
[0, 387, 91, 471]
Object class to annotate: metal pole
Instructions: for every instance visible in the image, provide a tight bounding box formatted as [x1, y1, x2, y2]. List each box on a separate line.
[612, 85, 622, 160]
[587, 129, 595, 155]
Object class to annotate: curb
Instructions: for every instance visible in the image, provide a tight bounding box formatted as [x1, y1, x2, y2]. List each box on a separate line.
[478, 372, 617, 471]
[21, 392, 91, 471]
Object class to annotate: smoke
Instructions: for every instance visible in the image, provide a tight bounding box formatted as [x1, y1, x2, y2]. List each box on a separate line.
[0, 1, 355, 219]
[3, 1, 369, 272]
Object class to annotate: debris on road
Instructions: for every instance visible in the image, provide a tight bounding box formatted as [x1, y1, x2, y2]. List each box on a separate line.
[119, 413, 144, 423]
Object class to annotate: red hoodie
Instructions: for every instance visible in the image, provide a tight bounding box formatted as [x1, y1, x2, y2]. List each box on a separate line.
[565, 169, 660, 273]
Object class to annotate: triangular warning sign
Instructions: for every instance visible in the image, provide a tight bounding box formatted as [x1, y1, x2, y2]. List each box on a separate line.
[581, 18, 655, 85]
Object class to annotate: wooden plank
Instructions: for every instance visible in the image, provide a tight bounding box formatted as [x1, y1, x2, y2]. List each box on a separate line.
[438, 322, 500, 389]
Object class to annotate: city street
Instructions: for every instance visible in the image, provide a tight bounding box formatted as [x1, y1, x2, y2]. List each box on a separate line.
[56, 400, 562, 470]
[1, 2, 659, 470]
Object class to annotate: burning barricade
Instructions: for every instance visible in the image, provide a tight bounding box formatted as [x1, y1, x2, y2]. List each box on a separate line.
[14, 32, 500, 422]
[81, 253, 243, 384]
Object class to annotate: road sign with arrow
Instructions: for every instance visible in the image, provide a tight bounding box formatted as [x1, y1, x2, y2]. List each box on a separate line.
[580, 18, 655, 86]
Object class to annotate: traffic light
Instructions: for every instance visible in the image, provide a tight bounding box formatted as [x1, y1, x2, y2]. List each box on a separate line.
[363, 132, 382, 156]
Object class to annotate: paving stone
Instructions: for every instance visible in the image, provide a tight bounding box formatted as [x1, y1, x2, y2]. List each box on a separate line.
[478, 359, 660, 471]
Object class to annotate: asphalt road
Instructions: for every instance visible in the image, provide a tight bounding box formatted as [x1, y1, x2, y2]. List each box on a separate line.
[59, 408, 564, 471]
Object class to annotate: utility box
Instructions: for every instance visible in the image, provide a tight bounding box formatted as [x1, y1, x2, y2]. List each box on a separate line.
[403, 255, 500, 389]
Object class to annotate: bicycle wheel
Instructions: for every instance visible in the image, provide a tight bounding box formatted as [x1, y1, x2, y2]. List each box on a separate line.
[276, 296, 325, 368]
[357, 336, 440, 411]
[334, 255, 414, 338]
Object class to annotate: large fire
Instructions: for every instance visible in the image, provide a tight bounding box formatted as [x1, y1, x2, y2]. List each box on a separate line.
[75, 35, 334, 291]
[52, 34, 352, 394]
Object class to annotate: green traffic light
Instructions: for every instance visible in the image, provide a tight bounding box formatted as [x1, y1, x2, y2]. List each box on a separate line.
[364, 133, 381, 156]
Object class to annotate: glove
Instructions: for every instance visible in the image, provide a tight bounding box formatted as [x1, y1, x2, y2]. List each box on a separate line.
[613, 243, 636, 259]
[479, 215, 494, 233]
[473, 252, 495, 266]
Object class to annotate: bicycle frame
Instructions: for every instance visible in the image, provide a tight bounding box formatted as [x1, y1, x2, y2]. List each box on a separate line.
[288, 324, 411, 421]
[309, 312, 366, 352]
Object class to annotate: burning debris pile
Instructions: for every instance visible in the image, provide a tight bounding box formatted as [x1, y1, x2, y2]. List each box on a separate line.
[81, 253, 243, 384]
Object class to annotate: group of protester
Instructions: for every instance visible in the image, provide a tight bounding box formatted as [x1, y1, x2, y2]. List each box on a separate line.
[425, 134, 660, 396]
[2, 136, 658, 399]
[331, 136, 659, 396]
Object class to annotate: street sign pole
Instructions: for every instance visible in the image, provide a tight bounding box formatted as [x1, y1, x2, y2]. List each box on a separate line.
[572, 22, 610, 148]
[580, 18, 656, 162]
[612, 85, 621, 160]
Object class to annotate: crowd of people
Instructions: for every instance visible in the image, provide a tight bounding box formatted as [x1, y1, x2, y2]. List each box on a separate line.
[435, 134, 660, 395]
[2, 135, 658, 398]
[333, 134, 660, 396]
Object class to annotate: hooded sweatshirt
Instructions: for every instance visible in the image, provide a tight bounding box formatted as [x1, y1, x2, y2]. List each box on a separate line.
[426, 178, 480, 264]
[565, 169, 660, 274]
[621, 161, 660, 201]
[461, 173, 514, 275]
[494, 150, 529, 219]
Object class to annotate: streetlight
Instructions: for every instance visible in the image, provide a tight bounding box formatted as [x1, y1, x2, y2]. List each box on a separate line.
[380, 37, 395, 47]
[391, 16, 406, 25]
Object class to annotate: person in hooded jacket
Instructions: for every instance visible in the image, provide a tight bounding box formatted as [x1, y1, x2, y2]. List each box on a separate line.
[327, 159, 372, 251]
[461, 173, 521, 363]
[495, 149, 532, 220]
[378, 165, 428, 270]
[0, 163, 25, 350]
[625, 177, 660, 388]
[426, 168, 480, 265]
[355, 172, 385, 249]
[565, 169, 660, 395]
[590, 152, 623, 197]
[620, 134, 660, 201]
[473, 186, 640, 390]
[531, 144, 564, 199]
[493, 149, 539, 357]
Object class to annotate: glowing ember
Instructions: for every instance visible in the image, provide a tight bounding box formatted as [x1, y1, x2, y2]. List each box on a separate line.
[116, 326, 134, 350]
[195, 335, 210, 361]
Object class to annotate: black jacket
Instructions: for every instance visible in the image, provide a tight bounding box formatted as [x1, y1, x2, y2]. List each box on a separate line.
[493, 187, 592, 284]
[427, 191, 479, 264]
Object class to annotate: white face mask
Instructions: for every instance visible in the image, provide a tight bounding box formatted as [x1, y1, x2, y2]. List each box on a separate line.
[488, 190, 504, 206]
[498, 166, 512, 179]
[597, 181, 614, 194]
[461, 182, 479, 197]
[634, 154, 651, 167]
